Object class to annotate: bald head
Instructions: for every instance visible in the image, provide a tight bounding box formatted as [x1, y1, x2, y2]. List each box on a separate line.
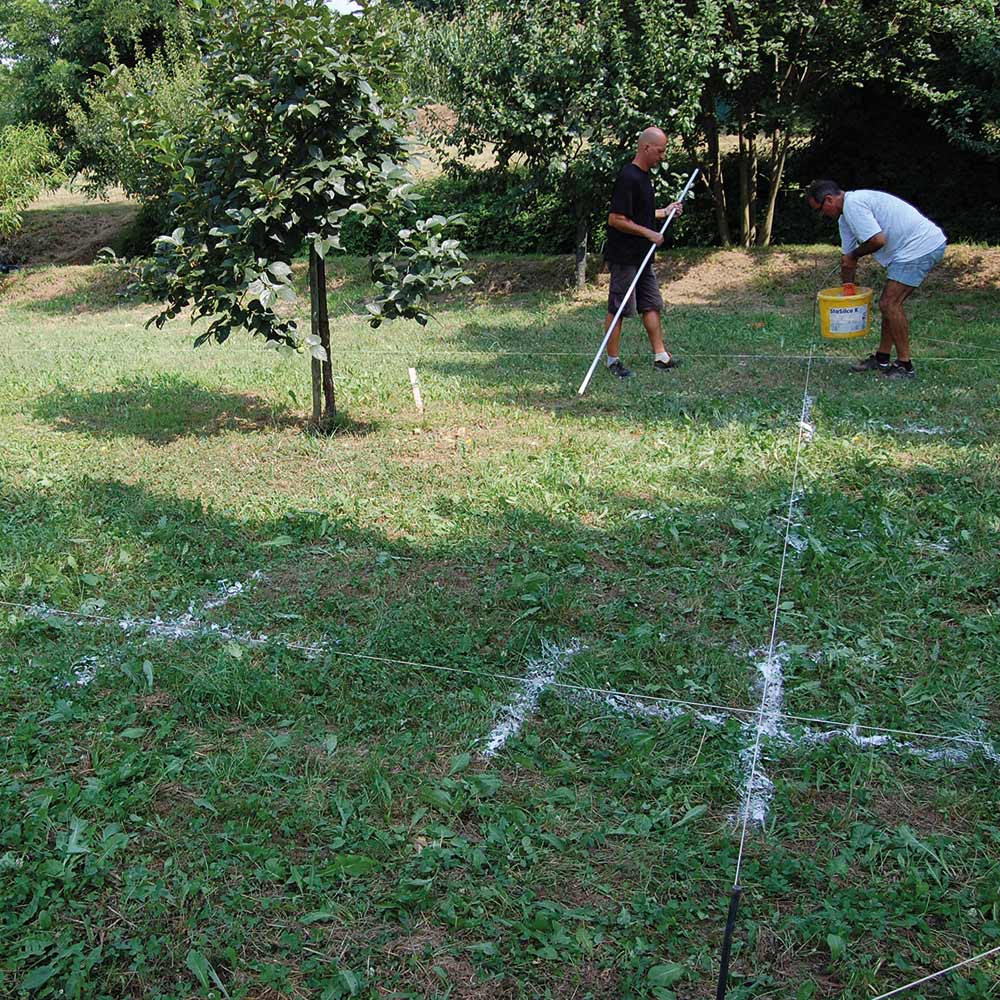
[635, 127, 668, 170]
[639, 127, 667, 149]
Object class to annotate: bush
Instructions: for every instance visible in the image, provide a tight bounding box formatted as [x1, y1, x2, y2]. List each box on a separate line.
[341, 162, 713, 258]
[787, 84, 1000, 245]
[339, 166, 572, 256]
[0, 124, 68, 237]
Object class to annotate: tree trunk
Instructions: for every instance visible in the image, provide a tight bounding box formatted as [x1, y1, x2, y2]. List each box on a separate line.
[757, 130, 790, 247]
[574, 214, 588, 292]
[737, 117, 758, 248]
[703, 107, 731, 247]
[317, 255, 334, 417]
[309, 248, 323, 426]
[737, 118, 751, 248]
[309, 245, 336, 425]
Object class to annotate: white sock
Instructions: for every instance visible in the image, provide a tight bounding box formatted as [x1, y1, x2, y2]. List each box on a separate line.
[654, 351, 671, 363]
[607, 356, 619, 367]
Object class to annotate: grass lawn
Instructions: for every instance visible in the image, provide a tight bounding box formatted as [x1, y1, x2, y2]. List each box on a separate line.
[1, 238, 999, 999]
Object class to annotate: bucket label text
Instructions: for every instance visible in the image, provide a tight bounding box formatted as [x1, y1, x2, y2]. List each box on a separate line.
[829, 304, 868, 333]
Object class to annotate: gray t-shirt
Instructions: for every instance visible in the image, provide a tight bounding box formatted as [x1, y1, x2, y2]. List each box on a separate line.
[839, 190, 946, 266]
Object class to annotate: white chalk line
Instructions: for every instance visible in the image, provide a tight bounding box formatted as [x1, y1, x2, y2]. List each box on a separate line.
[18, 575, 268, 686]
[10, 606, 998, 999]
[7, 597, 997, 763]
[734, 376, 815, 877]
[481, 639, 582, 757]
[203, 571, 264, 611]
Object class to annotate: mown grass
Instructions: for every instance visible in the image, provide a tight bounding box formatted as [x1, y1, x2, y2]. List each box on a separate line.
[1, 244, 999, 999]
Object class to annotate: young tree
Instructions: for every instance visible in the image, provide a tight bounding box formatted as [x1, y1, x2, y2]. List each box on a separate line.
[138, 0, 468, 427]
[0, 125, 69, 238]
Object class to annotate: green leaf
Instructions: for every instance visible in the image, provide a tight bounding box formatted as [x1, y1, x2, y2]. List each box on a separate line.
[261, 535, 295, 547]
[448, 752, 471, 775]
[20, 966, 58, 991]
[119, 727, 146, 739]
[671, 804, 708, 830]
[185, 950, 209, 985]
[647, 963, 684, 987]
[325, 854, 379, 876]
[827, 933, 846, 961]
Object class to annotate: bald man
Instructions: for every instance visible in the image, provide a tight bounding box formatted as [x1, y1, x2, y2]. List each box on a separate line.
[602, 127, 684, 379]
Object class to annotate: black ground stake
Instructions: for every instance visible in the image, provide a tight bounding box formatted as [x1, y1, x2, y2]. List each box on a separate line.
[715, 884, 743, 1000]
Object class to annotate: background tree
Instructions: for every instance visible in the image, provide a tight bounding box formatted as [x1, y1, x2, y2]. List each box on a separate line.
[663, 0, 998, 247]
[136, 0, 469, 428]
[66, 21, 203, 243]
[0, 0, 179, 131]
[900, 1, 1000, 159]
[428, 0, 707, 291]
[0, 124, 69, 238]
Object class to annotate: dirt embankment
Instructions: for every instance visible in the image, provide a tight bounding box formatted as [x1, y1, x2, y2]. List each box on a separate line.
[4, 187, 998, 310]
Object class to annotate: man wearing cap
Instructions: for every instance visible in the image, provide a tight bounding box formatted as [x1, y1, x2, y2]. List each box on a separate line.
[807, 181, 947, 379]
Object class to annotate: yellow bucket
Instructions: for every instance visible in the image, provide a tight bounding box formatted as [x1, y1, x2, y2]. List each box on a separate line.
[817, 285, 874, 340]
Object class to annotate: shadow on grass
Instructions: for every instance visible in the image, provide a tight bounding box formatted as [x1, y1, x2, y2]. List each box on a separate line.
[2, 471, 996, 1000]
[32, 373, 316, 443]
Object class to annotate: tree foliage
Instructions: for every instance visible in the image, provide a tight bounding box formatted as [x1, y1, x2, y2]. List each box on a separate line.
[659, 0, 999, 247]
[428, 0, 705, 289]
[0, 125, 69, 237]
[136, 0, 468, 423]
[902, 1, 1000, 159]
[66, 25, 203, 226]
[0, 0, 179, 130]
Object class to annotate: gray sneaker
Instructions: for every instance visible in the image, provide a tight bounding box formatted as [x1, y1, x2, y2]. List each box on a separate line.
[607, 360, 633, 379]
[883, 362, 916, 379]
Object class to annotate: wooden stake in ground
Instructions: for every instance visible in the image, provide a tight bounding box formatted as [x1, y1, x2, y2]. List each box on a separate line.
[408, 367, 424, 414]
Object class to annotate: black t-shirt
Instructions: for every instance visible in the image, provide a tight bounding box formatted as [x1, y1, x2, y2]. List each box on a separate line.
[604, 162, 656, 264]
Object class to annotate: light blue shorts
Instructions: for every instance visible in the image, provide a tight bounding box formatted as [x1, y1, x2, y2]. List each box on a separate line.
[887, 242, 946, 287]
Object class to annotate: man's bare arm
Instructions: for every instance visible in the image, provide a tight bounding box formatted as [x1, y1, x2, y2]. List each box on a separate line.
[608, 212, 663, 247]
[841, 232, 887, 282]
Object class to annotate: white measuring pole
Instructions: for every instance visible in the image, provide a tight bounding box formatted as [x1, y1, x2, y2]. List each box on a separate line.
[577, 167, 700, 396]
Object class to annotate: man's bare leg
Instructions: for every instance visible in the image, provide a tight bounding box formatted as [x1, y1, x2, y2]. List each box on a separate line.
[879, 280, 916, 362]
[641, 309, 667, 355]
[604, 313, 624, 359]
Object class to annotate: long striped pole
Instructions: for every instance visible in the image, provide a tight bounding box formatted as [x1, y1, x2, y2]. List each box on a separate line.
[577, 167, 699, 396]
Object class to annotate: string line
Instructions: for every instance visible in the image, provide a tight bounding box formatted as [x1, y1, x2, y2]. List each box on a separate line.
[733, 348, 815, 887]
[5, 599, 995, 754]
[870, 942, 1000, 999]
